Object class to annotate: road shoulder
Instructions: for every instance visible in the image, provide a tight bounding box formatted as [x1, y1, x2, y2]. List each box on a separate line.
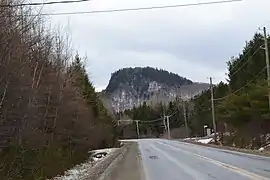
[97, 142, 144, 180]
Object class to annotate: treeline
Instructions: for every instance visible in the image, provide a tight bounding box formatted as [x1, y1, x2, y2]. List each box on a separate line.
[0, 1, 117, 180]
[189, 33, 270, 149]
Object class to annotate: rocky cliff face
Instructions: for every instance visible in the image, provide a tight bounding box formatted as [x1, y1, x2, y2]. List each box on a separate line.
[100, 67, 209, 113]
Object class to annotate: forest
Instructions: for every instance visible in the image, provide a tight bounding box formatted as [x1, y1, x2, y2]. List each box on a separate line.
[0, 1, 117, 179]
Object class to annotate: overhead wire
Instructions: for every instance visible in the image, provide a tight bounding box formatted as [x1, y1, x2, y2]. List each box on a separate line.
[190, 40, 269, 102]
[226, 23, 270, 79]
[190, 38, 264, 103]
[165, 95, 186, 117]
[189, 66, 267, 117]
[0, 0, 93, 7]
[188, 68, 268, 113]
[214, 66, 267, 101]
[167, 117, 180, 126]
[166, 103, 179, 117]
[15, 0, 243, 16]
[140, 117, 163, 124]
[229, 42, 266, 78]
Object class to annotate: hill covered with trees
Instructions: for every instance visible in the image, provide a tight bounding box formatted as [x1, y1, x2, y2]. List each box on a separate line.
[102, 67, 208, 112]
[105, 67, 193, 94]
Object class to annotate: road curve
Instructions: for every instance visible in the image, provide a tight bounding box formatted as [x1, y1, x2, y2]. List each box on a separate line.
[138, 139, 270, 180]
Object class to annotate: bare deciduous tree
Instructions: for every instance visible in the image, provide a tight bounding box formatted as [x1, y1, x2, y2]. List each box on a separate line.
[0, 1, 117, 179]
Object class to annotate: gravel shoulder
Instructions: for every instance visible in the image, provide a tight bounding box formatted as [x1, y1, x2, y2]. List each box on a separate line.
[98, 142, 144, 180]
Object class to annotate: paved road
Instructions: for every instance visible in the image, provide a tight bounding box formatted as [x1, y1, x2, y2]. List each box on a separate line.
[138, 139, 270, 180]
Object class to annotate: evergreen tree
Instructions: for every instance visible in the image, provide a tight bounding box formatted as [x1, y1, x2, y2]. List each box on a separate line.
[188, 33, 270, 148]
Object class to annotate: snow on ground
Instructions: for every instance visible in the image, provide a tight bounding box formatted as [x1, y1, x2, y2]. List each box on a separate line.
[91, 148, 119, 162]
[182, 136, 214, 144]
[197, 138, 213, 144]
[91, 148, 118, 155]
[50, 148, 118, 180]
[119, 139, 140, 142]
[52, 162, 92, 180]
[182, 137, 199, 141]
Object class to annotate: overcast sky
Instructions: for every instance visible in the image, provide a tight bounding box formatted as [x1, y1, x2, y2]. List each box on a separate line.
[42, 0, 270, 91]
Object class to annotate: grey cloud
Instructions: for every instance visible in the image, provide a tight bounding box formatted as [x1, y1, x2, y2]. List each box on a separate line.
[45, 0, 270, 89]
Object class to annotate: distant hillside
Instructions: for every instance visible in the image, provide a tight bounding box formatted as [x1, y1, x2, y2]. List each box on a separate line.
[106, 67, 192, 94]
[101, 67, 209, 112]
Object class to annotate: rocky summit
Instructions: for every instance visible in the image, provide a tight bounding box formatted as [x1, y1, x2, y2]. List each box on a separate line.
[100, 67, 209, 113]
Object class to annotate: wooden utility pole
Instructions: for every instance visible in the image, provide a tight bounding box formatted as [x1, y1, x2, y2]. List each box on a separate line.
[183, 101, 188, 138]
[135, 120, 140, 139]
[166, 116, 171, 139]
[263, 27, 270, 111]
[210, 77, 217, 143]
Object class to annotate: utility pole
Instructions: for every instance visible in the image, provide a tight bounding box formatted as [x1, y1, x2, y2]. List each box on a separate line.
[177, 88, 187, 137]
[163, 114, 167, 132]
[183, 101, 188, 138]
[210, 77, 217, 143]
[166, 116, 171, 139]
[118, 120, 140, 139]
[263, 27, 270, 111]
[135, 120, 140, 139]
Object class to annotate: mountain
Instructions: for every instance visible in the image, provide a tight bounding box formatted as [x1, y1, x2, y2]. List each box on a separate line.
[100, 67, 209, 113]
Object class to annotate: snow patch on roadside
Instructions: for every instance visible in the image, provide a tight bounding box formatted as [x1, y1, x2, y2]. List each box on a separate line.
[51, 161, 93, 180]
[183, 137, 199, 141]
[197, 138, 213, 144]
[91, 148, 118, 156]
[50, 148, 118, 180]
[182, 137, 213, 144]
[91, 148, 118, 162]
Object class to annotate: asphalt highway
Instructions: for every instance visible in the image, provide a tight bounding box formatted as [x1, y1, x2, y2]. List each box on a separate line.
[138, 139, 270, 180]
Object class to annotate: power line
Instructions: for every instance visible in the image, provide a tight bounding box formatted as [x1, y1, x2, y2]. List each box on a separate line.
[214, 66, 267, 101]
[190, 67, 267, 125]
[166, 116, 184, 127]
[190, 40, 265, 102]
[190, 67, 267, 112]
[23, 0, 242, 16]
[0, 0, 92, 7]
[190, 42, 267, 102]
[229, 42, 265, 78]
[167, 104, 179, 117]
[118, 117, 163, 124]
[190, 38, 268, 102]
[140, 117, 163, 124]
